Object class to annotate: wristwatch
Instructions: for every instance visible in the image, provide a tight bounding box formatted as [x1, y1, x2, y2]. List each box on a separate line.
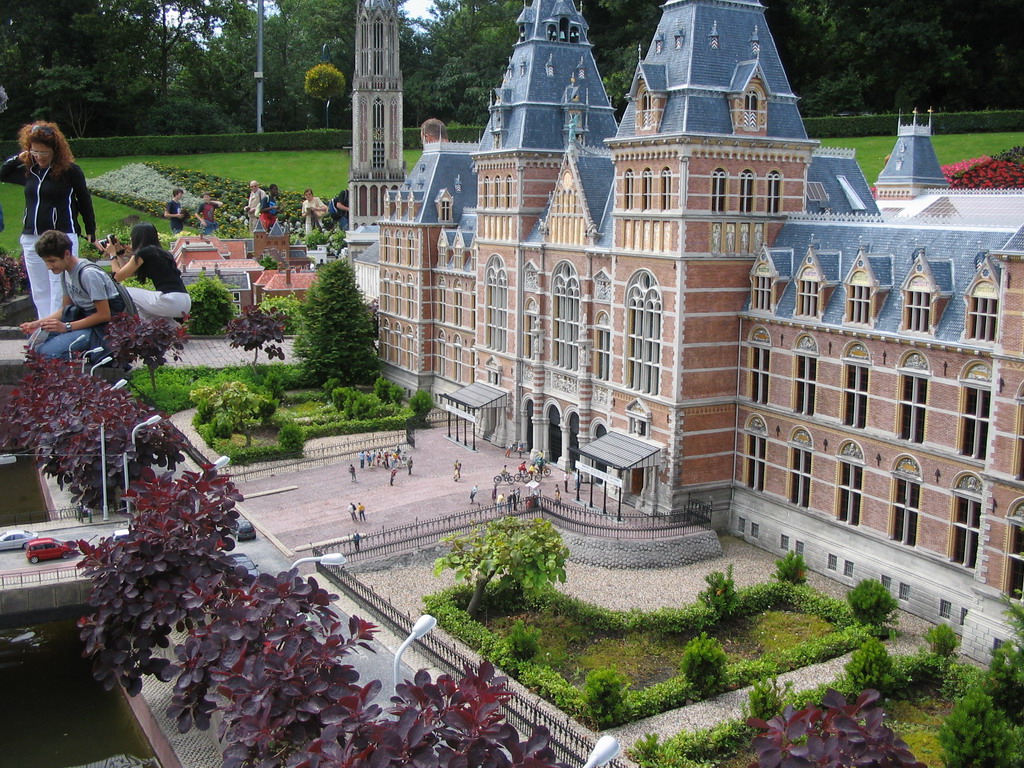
[65, 322, 72, 332]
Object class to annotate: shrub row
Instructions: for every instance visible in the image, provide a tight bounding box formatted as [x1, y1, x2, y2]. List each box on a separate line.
[804, 109, 1024, 138]
[298, 413, 410, 440]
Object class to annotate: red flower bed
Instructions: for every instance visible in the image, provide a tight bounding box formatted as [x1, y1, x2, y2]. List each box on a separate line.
[948, 158, 1024, 189]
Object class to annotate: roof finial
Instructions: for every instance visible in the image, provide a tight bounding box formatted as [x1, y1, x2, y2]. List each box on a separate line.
[637, 42, 642, 61]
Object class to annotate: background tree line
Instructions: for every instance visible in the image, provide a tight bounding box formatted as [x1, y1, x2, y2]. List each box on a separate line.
[1, 0, 1021, 140]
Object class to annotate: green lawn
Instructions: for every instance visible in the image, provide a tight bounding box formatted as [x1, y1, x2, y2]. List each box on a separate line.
[3, 133, 1023, 256]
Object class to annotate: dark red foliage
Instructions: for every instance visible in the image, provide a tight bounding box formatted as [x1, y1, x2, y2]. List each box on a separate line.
[747, 688, 925, 768]
[947, 158, 1024, 189]
[226, 305, 286, 368]
[104, 313, 189, 390]
[0, 252, 29, 302]
[0, 353, 184, 511]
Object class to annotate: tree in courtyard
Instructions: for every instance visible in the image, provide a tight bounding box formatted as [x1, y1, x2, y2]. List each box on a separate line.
[434, 516, 569, 619]
[225, 305, 286, 370]
[186, 273, 236, 335]
[304, 62, 347, 128]
[747, 688, 925, 768]
[105, 312, 189, 392]
[190, 380, 275, 446]
[294, 258, 379, 386]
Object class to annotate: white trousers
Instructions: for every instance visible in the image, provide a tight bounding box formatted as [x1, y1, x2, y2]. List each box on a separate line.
[125, 287, 192, 320]
[22, 232, 80, 318]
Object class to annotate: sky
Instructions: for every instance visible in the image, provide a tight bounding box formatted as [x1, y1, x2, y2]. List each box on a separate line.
[403, 0, 434, 20]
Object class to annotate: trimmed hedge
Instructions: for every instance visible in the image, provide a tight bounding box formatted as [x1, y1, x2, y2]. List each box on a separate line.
[805, 109, 1024, 139]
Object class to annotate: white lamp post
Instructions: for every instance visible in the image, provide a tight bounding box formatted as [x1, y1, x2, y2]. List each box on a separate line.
[393, 614, 437, 691]
[123, 415, 162, 513]
[290, 552, 347, 570]
[98, 379, 129, 521]
[89, 356, 113, 376]
[582, 736, 621, 768]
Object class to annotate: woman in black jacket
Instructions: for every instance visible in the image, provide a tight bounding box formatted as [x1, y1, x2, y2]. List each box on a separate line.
[108, 222, 191, 321]
[0, 121, 95, 318]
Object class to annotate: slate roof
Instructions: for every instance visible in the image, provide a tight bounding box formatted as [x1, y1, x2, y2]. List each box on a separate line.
[807, 149, 880, 216]
[617, 0, 807, 140]
[763, 218, 1016, 341]
[575, 152, 614, 229]
[394, 142, 478, 225]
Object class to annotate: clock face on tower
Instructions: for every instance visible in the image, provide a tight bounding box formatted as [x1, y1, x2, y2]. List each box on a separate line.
[373, 128, 384, 140]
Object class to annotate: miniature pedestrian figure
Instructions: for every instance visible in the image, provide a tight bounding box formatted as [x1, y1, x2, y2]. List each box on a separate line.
[497, 493, 505, 512]
[564, 469, 571, 493]
[359, 451, 365, 469]
[349, 464, 357, 482]
[390, 467, 398, 486]
[555, 487, 562, 506]
[505, 442, 513, 458]
[492, 484, 498, 504]
[349, 502, 357, 522]
[407, 455, 413, 475]
[470, 484, 479, 504]
[518, 440, 525, 457]
[511, 488, 519, 511]
[352, 531, 361, 552]
[358, 503, 366, 521]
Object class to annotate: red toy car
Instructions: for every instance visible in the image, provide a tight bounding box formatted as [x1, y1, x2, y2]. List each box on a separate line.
[25, 538, 78, 564]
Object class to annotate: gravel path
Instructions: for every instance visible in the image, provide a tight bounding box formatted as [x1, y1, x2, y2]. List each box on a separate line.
[358, 536, 935, 749]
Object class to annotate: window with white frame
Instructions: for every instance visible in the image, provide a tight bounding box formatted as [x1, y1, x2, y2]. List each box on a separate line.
[452, 336, 463, 382]
[766, 171, 782, 214]
[967, 283, 998, 341]
[435, 332, 447, 376]
[795, 353, 817, 415]
[660, 167, 672, 210]
[641, 169, 653, 210]
[623, 170, 635, 210]
[789, 444, 812, 508]
[594, 313, 611, 381]
[837, 456, 863, 525]
[796, 270, 820, 317]
[553, 262, 581, 370]
[843, 363, 869, 429]
[1008, 518, 1024, 597]
[711, 169, 727, 213]
[746, 432, 766, 491]
[751, 274, 772, 311]
[739, 169, 755, 213]
[847, 283, 872, 325]
[750, 344, 770, 405]
[626, 271, 663, 394]
[951, 490, 981, 569]
[485, 258, 508, 352]
[453, 282, 464, 327]
[904, 285, 932, 332]
[899, 373, 928, 443]
[892, 475, 921, 546]
[960, 378, 991, 460]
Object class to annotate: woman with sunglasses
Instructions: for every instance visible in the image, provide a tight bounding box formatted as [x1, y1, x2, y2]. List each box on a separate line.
[1, 121, 95, 318]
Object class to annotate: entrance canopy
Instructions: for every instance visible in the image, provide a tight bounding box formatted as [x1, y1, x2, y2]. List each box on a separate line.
[442, 382, 507, 411]
[577, 431, 661, 470]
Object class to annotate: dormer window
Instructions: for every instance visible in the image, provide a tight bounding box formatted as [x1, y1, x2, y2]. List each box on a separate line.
[904, 278, 932, 333]
[436, 193, 453, 223]
[751, 264, 773, 311]
[655, 34, 663, 53]
[797, 265, 821, 317]
[966, 278, 998, 342]
[846, 272, 872, 325]
[634, 82, 661, 132]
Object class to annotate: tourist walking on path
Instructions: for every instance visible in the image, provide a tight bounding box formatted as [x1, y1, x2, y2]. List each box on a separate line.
[555, 487, 562, 506]
[348, 502, 357, 522]
[390, 467, 398, 486]
[497, 493, 505, 513]
[349, 464, 357, 482]
[470, 484, 478, 505]
[505, 443, 512, 458]
[165, 188, 186, 234]
[491, 484, 498, 504]
[358, 503, 366, 521]
[1, 121, 96, 318]
[407, 456, 413, 475]
[358, 451, 365, 469]
[352, 531, 361, 552]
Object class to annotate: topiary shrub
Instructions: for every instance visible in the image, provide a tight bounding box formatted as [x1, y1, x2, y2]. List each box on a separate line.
[773, 551, 808, 584]
[939, 688, 1017, 768]
[373, 376, 405, 405]
[844, 636, 894, 695]
[277, 421, 304, 454]
[699, 565, 738, 620]
[582, 667, 630, 729]
[924, 624, 960, 659]
[743, 675, 792, 723]
[847, 579, 898, 629]
[505, 619, 540, 662]
[679, 632, 728, 699]
[185, 273, 237, 335]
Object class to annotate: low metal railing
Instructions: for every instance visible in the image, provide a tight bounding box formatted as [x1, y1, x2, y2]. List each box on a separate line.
[228, 431, 407, 482]
[0, 564, 85, 589]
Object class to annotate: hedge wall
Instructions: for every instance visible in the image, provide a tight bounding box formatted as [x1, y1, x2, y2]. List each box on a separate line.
[804, 110, 1024, 138]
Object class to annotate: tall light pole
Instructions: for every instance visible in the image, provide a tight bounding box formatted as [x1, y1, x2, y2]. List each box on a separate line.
[89, 356, 113, 376]
[124, 415, 162, 514]
[582, 736, 621, 768]
[80, 347, 104, 373]
[393, 614, 437, 691]
[255, 0, 264, 133]
[290, 552, 347, 570]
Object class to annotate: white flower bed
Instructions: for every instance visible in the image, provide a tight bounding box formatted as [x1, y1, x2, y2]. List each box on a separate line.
[88, 163, 203, 209]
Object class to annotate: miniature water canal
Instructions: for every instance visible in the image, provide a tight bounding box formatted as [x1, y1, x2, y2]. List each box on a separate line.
[1, 460, 158, 767]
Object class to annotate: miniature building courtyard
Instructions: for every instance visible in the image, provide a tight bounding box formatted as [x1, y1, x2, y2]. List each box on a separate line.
[352, 0, 1024, 661]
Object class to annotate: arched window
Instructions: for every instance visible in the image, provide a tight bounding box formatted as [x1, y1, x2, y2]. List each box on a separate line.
[766, 171, 782, 214]
[623, 170, 635, 210]
[626, 271, 663, 394]
[711, 169, 727, 213]
[552, 262, 580, 370]
[485, 256, 508, 352]
[372, 97, 385, 169]
[453, 336, 464, 382]
[505, 175, 514, 208]
[436, 331, 447, 376]
[437, 278, 447, 323]
[744, 89, 759, 112]
[594, 312, 611, 381]
[641, 169, 653, 210]
[660, 167, 672, 210]
[739, 169, 755, 213]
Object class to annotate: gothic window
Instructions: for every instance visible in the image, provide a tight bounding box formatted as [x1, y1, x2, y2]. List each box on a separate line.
[626, 271, 663, 395]
[660, 167, 672, 210]
[453, 281, 464, 327]
[892, 472, 921, 547]
[837, 451, 863, 525]
[623, 170, 635, 210]
[485, 257, 508, 352]
[641, 169, 653, 210]
[524, 300, 539, 359]
[844, 362, 869, 429]
[372, 97, 385, 169]
[711, 169, 727, 213]
[594, 312, 611, 381]
[739, 169, 755, 213]
[960, 364, 992, 460]
[951, 478, 982, 569]
[569, 25, 580, 43]
[967, 281, 998, 341]
[437, 279, 447, 323]
[743, 90, 759, 130]
[552, 262, 581, 370]
[766, 171, 782, 214]
[505, 175, 514, 208]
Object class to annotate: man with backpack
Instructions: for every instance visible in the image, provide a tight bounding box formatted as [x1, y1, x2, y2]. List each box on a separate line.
[19, 229, 126, 359]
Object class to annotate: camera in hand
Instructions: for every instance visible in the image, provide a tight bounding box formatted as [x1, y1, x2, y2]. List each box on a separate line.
[97, 234, 118, 250]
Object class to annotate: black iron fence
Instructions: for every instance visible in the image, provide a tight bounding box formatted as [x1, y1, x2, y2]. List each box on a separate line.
[229, 431, 407, 482]
[319, 564, 630, 768]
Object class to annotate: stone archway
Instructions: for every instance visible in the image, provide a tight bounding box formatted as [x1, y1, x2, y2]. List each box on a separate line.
[547, 404, 562, 463]
[568, 412, 580, 469]
[523, 398, 535, 452]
